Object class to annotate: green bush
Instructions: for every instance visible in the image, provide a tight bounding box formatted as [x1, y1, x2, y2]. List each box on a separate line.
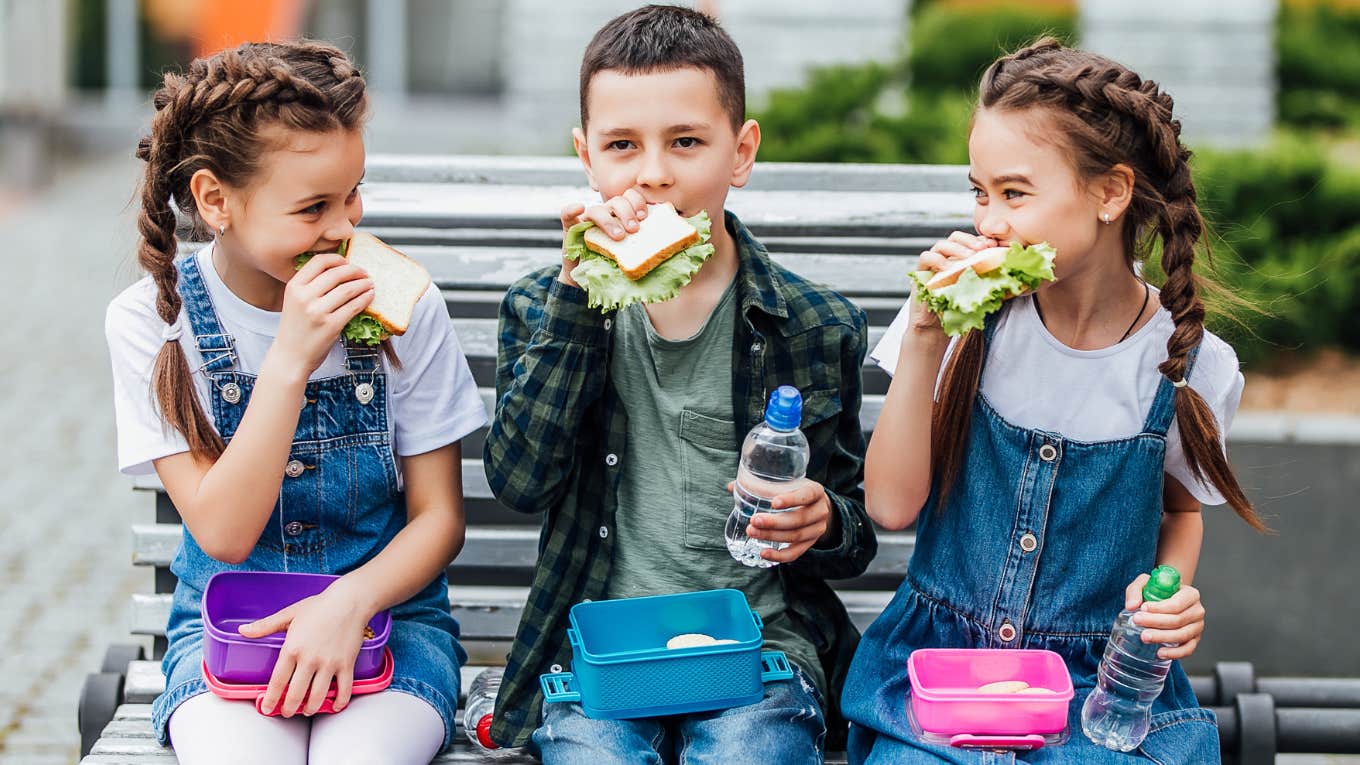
[1277, 4, 1360, 130]
[908, 3, 1077, 96]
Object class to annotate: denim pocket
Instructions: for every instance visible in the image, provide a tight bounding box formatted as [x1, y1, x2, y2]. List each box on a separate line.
[679, 409, 739, 551]
[1137, 706, 1220, 765]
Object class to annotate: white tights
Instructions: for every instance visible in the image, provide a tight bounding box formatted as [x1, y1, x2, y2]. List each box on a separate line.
[168, 689, 445, 765]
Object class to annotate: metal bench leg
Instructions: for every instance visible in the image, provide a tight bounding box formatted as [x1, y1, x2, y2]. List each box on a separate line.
[78, 643, 145, 757]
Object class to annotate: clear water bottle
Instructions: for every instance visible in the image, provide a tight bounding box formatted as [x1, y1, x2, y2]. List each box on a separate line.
[725, 385, 809, 568]
[1081, 565, 1182, 751]
[463, 667, 520, 758]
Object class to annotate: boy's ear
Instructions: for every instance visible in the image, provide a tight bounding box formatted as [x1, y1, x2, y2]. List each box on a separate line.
[1094, 162, 1135, 221]
[730, 119, 761, 189]
[189, 168, 230, 233]
[572, 127, 600, 192]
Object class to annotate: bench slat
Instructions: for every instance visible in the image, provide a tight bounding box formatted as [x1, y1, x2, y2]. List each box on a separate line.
[363, 154, 968, 195]
[128, 588, 895, 643]
[131, 522, 914, 576]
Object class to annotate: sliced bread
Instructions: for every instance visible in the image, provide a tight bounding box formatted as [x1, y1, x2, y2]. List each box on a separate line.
[345, 232, 431, 335]
[582, 202, 700, 281]
[923, 247, 1008, 292]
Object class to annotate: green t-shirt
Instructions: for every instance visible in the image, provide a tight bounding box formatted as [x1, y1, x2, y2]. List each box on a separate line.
[604, 278, 825, 697]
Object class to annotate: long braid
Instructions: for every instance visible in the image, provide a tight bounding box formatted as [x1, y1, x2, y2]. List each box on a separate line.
[969, 37, 1267, 531]
[134, 41, 369, 460]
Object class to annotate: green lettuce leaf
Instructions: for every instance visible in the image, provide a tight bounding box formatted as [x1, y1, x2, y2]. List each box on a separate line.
[562, 211, 716, 312]
[293, 242, 389, 346]
[908, 241, 1057, 337]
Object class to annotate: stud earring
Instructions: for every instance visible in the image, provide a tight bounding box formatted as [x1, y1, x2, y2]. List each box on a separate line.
[1101, 213, 1112, 224]
[218, 223, 226, 236]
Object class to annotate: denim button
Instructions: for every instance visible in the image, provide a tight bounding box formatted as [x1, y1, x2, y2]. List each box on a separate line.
[998, 622, 1017, 642]
[599, 526, 609, 539]
[284, 459, 305, 478]
[220, 382, 241, 404]
[1019, 532, 1038, 552]
[605, 453, 619, 467]
[751, 340, 764, 354]
[1039, 444, 1058, 462]
[355, 382, 375, 404]
[603, 318, 613, 331]
[284, 521, 304, 536]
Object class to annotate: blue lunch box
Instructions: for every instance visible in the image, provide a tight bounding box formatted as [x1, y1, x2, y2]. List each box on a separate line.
[539, 589, 794, 719]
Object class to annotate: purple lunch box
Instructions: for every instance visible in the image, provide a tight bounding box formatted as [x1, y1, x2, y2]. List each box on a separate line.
[201, 571, 391, 684]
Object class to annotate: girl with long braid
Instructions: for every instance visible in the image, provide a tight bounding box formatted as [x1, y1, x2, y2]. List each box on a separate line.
[105, 41, 485, 763]
[843, 38, 1266, 763]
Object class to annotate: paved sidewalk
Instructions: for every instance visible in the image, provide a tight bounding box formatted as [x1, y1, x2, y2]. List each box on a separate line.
[0, 153, 153, 764]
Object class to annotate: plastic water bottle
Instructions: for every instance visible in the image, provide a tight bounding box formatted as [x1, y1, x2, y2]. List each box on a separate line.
[725, 385, 809, 568]
[1081, 565, 1182, 751]
[463, 667, 520, 758]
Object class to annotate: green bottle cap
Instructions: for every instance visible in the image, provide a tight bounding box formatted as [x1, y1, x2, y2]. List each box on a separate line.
[1142, 565, 1181, 602]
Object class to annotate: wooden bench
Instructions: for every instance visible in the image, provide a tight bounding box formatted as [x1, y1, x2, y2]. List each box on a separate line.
[80, 156, 1357, 764]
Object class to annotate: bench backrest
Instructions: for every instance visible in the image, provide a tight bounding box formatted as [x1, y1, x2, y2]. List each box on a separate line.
[132, 154, 973, 661]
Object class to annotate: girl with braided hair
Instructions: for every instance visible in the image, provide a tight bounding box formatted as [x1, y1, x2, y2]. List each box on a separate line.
[842, 38, 1266, 763]
[105, 41, 485, 763]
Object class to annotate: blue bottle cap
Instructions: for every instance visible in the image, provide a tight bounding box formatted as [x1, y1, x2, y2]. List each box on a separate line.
[764, 386, 802, 432]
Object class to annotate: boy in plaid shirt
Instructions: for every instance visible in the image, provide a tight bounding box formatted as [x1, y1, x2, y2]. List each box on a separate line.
[483, 6, 875, 762]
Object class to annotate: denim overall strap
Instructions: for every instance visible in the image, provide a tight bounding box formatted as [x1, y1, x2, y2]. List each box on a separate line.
[174, 253, 237, 374]
[1141, 343, 1203, 437]
[344, 340, 381, 372]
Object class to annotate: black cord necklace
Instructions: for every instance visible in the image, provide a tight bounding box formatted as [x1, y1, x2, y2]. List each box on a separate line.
[1034, 279, 1150, 344]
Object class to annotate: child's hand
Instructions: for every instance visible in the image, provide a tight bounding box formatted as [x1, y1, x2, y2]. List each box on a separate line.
[729, 479, 835, 564]
[907, 232, 999, 335]
[558, 188, 651, 286]
[274, 254, 374, 377]
[238, 585, 372, 717]
[1124, 573, 1206, 660]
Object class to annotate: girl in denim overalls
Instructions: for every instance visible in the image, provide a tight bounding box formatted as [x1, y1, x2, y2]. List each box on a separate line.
[842, 39, 1269, 764]
[105, 42, 486, 764]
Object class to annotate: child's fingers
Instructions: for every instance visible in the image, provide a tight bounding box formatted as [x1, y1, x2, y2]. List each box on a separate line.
[315, 277, 375, 316]
[584, 204, 627, 239]
[620, 187, 649, 218]
[605, 196, 641, 233]
[332, 666, 354, 712]
[946, 231, 996, 251]
[1158, 637, 1200, 661]
[931, 239, 979, 260]
[281, 662, 313, 717]
[293, 253, 347, 281]
[759, 539, 815, 564]
[302, 667, 334, 716]
[1142, 586, 1200, 614]
[298, 263, 368, 299]
[333, 287, 377, 326]
[769, 482, 823, 511]
[239, 604, 296, 638]
[259, 652, 296, 715]
[1133, 603, 1204, 631]
[1124, 574, 1150, 610]
[1140, 620, 1203, 647]
[560, 202, 586, 230]
[917, 250, 950, 273]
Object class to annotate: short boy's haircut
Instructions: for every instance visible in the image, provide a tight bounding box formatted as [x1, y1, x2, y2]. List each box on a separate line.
[579, 4, 746, 130]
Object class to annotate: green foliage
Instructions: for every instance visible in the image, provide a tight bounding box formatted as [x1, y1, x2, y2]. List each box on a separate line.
[907, 3, 1077, 96]
[1277, 3, 1360, 130]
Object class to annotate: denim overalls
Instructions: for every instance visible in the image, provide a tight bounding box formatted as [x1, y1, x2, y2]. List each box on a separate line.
[151, 254, 466, 749]
[842, 310, 1220, 764]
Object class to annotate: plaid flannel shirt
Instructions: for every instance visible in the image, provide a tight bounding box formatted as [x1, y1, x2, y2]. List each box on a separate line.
[483, 211, 875, 747]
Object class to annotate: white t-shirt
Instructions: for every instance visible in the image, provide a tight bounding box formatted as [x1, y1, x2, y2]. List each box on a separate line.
[106, 244, 488, 480]
[871, 293, 1244, 506]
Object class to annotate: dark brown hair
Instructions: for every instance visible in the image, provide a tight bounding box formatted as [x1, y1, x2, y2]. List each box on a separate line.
[579, 4, 745, 130]
[135, 40, 369, 460]
[932, 37, 1267, 531]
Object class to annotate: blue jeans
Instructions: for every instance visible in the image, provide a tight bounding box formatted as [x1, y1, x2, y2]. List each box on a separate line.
[533, 664, 826, 765]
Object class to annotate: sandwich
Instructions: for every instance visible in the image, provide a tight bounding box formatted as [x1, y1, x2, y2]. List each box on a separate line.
[909, 241, 1057, 336]
[294, 232, 431, 345]
[562, 202, 715, 312]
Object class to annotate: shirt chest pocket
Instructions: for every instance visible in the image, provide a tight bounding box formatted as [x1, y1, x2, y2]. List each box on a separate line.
[678, 409, 739, 551]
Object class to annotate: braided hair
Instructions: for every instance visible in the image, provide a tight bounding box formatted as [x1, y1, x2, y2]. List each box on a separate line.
[136, 41, 368, 460]
[931, 37, 1266, 531]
